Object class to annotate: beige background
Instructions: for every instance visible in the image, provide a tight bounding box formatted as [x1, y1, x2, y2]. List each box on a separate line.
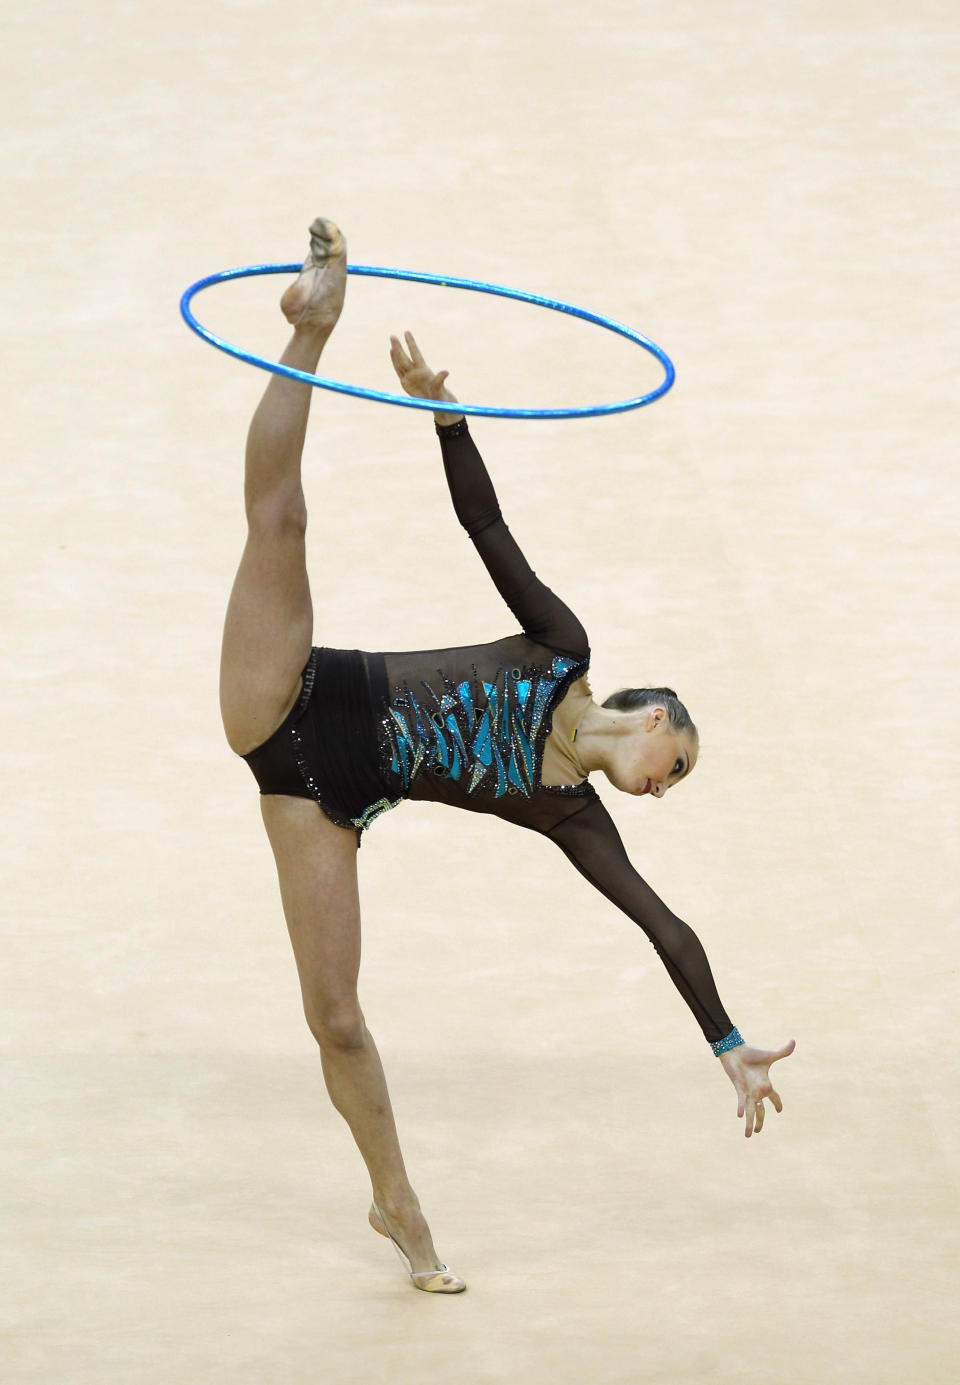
[3, 2, 958, 1382]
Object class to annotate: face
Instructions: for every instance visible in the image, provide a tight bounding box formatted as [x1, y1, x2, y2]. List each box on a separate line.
[614, 708, 698, 799]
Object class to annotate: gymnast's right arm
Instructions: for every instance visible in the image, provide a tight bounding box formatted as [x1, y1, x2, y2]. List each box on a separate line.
[545, 796, 736, 1046]
[547, 796, 797, 1137]
[388, 331, 588, 658]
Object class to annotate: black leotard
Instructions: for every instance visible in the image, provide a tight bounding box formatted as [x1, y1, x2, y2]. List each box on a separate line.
[243, 420, 735, 1046]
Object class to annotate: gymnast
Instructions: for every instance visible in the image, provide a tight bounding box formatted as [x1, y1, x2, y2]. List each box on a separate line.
[220, 217, 795, 1294]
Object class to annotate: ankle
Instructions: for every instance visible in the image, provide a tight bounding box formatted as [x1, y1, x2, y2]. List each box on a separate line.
[373, 1187, 422, 1222]
[287, 323, 331, 358]
[293, 319, 332, 344]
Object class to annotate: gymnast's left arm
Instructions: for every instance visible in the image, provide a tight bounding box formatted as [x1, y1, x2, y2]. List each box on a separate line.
[388, 331, 589, 657]
[546, 797, 795, 1137]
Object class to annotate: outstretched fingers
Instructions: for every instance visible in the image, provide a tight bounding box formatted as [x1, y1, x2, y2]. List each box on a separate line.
[389, 334, 411, 373]
[743, 1092, 761, 1138]
[389, 333, 451, 401]
[404, 330, 426, 366]
[744, 1074, 787, 1137]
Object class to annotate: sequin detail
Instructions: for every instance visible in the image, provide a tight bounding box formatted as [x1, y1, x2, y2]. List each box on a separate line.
[711, 1027, 745, 1057]
[382, 653, 582, 799]
[352, 795, 404, 830]
[297, 650, 318, 710]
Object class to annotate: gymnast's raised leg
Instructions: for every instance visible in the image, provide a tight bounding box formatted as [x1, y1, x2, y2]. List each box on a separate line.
[219, 219, 462, 1292]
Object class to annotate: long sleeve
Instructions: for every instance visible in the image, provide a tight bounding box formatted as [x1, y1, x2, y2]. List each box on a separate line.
[545, 796, 735, 1044]
[437, 420, 588, 658]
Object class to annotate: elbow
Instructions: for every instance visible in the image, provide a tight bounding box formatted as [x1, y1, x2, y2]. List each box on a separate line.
[464, 508, 502, 538]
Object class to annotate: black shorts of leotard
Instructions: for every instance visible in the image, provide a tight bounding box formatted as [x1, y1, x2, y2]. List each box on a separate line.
[242, 645, 396, 844]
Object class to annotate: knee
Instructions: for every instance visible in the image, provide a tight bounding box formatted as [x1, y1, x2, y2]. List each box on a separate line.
[246, 494, 308, 538]
[305, 998, 366, 1052]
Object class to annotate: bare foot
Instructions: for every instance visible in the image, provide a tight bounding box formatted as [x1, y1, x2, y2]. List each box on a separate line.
[280, 217, 347, 333]
[369, 1201, 465, 1292]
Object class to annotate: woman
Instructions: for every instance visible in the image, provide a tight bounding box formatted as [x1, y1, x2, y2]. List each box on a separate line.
[220, 218, 795, 1294]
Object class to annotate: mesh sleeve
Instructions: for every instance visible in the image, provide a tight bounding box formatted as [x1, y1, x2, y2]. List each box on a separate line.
[437, 421, 589, 658]
[545, 797, 735, 1044]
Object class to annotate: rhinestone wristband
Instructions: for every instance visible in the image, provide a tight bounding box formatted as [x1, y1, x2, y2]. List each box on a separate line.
[712, 1027, 745, 1057]
[435, 417, 469, 437]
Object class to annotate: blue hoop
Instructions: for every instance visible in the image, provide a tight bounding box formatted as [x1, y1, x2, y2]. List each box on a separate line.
[179, 262, 675, 419]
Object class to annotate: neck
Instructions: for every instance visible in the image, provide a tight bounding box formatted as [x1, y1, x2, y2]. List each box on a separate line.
[571, 700, 628, 777]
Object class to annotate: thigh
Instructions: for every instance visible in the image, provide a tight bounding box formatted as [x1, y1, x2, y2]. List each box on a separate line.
[260, 795, 362, 1019]
[220, 521, 314, 754]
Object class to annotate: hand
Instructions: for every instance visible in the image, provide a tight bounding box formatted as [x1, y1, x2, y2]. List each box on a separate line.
[389, 331, 464, 427]
[719, 1039, 796, 1138]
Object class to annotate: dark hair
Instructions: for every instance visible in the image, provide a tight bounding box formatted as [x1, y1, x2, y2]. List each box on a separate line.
[601, 687, 697, 739]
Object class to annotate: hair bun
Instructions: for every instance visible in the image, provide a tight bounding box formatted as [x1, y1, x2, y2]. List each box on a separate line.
[600, 687, 696, 737]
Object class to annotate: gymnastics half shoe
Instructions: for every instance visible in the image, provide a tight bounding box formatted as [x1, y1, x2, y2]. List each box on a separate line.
[369, 1201, 466, 1294]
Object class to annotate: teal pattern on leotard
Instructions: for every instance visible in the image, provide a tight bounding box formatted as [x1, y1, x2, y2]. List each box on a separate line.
[382, 653, 578, 798]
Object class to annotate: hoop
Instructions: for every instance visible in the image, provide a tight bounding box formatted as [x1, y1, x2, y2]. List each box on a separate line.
[178, 262, 676, 419]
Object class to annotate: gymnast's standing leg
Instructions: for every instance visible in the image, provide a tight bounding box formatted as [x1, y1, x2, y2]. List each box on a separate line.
[219, 219, 463, 1292]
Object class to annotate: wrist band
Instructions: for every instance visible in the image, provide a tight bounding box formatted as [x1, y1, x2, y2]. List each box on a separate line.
[435, 417, 469, 437]
[712, 1027, 744, 1057]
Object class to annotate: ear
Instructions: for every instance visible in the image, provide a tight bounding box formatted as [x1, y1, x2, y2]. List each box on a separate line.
[645, 706, 667, 731]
